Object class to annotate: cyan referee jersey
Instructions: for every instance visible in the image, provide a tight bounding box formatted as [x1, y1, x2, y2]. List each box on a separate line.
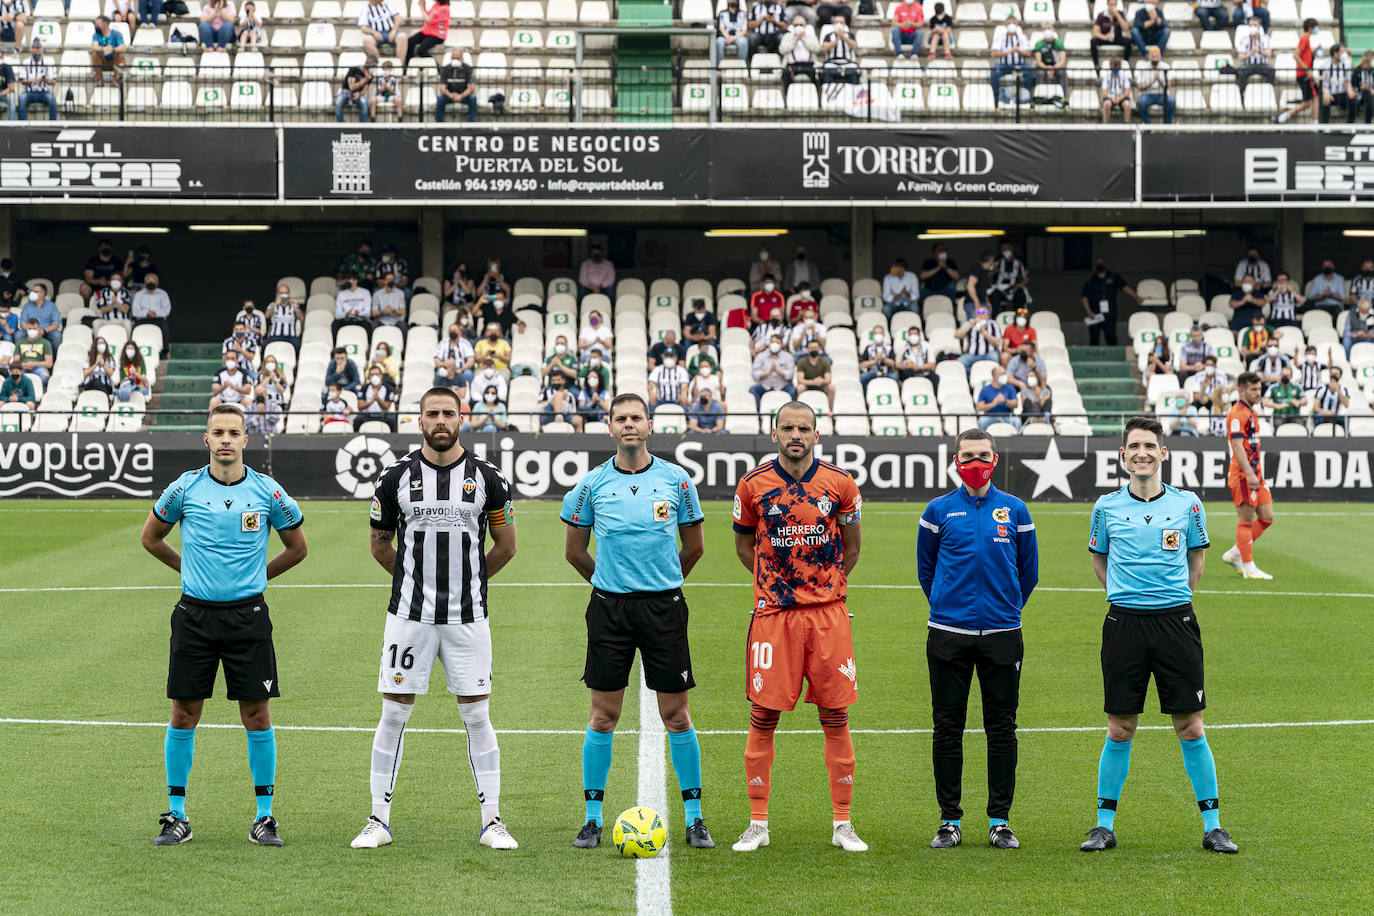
[1088, 484, 1208, 610]
[560, 456, 704, 594]
[154, 466, 303, 603]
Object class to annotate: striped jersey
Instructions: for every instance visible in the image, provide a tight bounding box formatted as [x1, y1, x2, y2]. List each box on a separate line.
[370, 449, 514, 625]
[1349, 273, 1374, 302]
[359, 0, 400, 32]
[1268, 289, 1297, 321]
[1313, 380, 1349, 415]
[266, 302, 299, 337]
[1299, 357, 1323, 390]
[962, 317, 1000, 355]
[649, 364, 689, 403]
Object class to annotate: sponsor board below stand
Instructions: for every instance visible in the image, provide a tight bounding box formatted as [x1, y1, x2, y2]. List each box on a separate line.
[3, 433, 1372, 502]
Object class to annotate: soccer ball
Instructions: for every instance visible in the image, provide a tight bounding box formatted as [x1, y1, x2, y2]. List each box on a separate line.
[613, 807, 667, 859]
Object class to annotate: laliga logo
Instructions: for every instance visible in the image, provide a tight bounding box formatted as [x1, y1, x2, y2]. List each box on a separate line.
[1, 128, 184, 190]
[335, 435, 398, 499]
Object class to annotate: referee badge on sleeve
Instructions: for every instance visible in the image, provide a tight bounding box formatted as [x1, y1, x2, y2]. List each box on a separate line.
[1162, 529, 1181, 551]
[242, 511, 263, 532]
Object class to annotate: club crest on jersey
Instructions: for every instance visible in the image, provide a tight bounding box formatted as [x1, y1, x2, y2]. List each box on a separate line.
[392, 672, 404, 684]
[653, 500, 671, 522]
[463, 477, 477, 496]
[1162, 529, 1182, 551]
[993, 506, 1010, 523]
[816, 495, 832, 515]
[752, 671, 763, 692]
[241, 511, 262, 532]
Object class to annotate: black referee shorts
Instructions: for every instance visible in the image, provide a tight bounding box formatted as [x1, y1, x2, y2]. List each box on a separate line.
[168, 594, 280, 702]
[583, 588, 695, 694]
[1101, 603, 1204, 717]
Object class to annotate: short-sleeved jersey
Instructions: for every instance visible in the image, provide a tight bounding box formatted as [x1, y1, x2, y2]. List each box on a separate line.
[733, 458, 861, 614]
[560, 456, 704, 595]
[1088, 484, 1208, 610]
[154, 466, 303, 603]
[1226, 399, 1261, 475]
[371, 449, 514, 625]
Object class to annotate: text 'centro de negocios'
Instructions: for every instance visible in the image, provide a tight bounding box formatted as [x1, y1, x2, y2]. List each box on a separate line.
[416, 132, 662, 175]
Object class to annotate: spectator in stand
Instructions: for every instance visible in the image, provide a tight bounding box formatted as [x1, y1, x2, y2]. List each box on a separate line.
[321, 382, 351, 427]
[748, 245, 782, 294]
[210, 352, 252, 409]
[1131, 0, 1169, 55]
[1249, 338, 1293, 386]
[648, 350, 690, 412]
[779, 14, 819, 89]
[1100, 58, 1133, 123]
[649, 328, 687, 368]
[82, 337, 117, 397]
[577, 245, 615, 301]
[2, 359, 34, 411]
[748, 0, 785, 57]
[859, 328, 898, 392]
[1263, 368, 1306, 421]
[222, 320, 260, 378]
[324, 346, 361, 397]
[359, 0, 406, 64]
[918, 244, 960, 303]
[788, 307, 827, 353]
[976, 365, 1021, 431]
[403, 0, 449, 71]
[926, 2, 953, 60]
[543, 334, 580, 390]
[354, 366, 396, 431]
[263, 289, 303, 351]
[1080, 257, 1141, 346]
[1021, 370, 1052, 424]
[236, 0, 263, 47]
[89, 17, 126, 84]
[123, 245, 158, 286]
[1185, 356, 1227, 408]
[1353, 51, 1374, 124]
[683, 299, 720, 354]
[1206, 380, 1232, 434]
[794, 338, 834, 408]
[991, 241, 1032, 310]
[1231, 0, 1269, 31]
[117, 342, 151, 402]
[199, 0, 237, 49]
[16, 318, 52, 381]
[1265, 270, 1303, 327]
[687, 387, 726, 434]
[245, 393, 280, 435]
[374, 244, 410, 297]
[1033, 26, 1069, 96]
[784, 0, 817, 27]
[1347, 258, 1374, 305]
[136, 0, 162, 28]
[890, 0, 924, 58]
[463, 384, 511, 432]
[819, 18, 859, 84]
[1233, 246, 1272, 289]
[1138, 46, 1175, 122]
[1234, 16, 1274, 94]
[750, 275, 786, 326]
[20, 283, 60, 351]
[1237, 311, 1270, 361]
[716, 0, 750, 63]
[372, 270, 407, 327]
[1274, 18, 1320, 123]
[882, 258, 920, 319]
[752, 307, 788, 356]
[783, 245, 815, 296]
[236, 298, 264, 337]
[374, 60, 404, 121]
[445, 260, 476, 308]
[336, 63, 372, 122]
[578, 372, 609, 426]
[82, 238, 120, 302]
[1090, 0, 1132, 72]
[689, 357, 723, 402]
[751, 333, 795, 406]
[369, 341, 399, 384]
[469, 358, 508, 405]
[956, 305, 1001, 370]
[1307, 259, 1347, 316]
[1230, 274, 1268, 331]
[0, 297, 18, 349]
[0, 260, 22, 310]
[787, 284, 818, 322]
[131, 273, 171, 358]
[255, 355, 288, 413]
[1146, 336, 1173, 375]
[338, 240, 376, 289]
[1344, 298, 1374, 357]
[1319, 44, 1357, 123]
[1005, 339, 1048, 392]
[816, 0, 851, 27]
[898, 326, 938, 390]
[539, 372, 580, 430]
[1001, 306, 1036, 365]
[1178, 325, 1213, 381]
[17, 41, 56, 122]
[1313, 367, 1351, 431]
[578, 309, 614, 361]
[436, 51, 478, 122]
[478, 289, 523, 338]
[579, 351, 610, 391]
[474, 321, 512, 372]
[1, 0, 29, 53]
[332, 274, 373, 335]
[1164, 393, 1204, 436]
[479, 257, 512, 300]
[685, 342, 718, 377]
[989, 13, 1035, 105]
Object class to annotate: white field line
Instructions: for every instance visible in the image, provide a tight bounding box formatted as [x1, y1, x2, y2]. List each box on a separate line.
[635, 665, 671, 916]
[2, 717, 1371, 736]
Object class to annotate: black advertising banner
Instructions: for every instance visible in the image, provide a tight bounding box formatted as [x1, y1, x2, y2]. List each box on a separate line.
[282, 126, 707, 201]
[1143, 129, 1374, 201]
[0, 433, 265, 498]
[0, 125, 276, 199]
[708, 128, 1135, 202]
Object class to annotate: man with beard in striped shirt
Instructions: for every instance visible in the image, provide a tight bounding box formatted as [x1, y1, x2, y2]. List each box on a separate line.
[351, 386, 519, 851]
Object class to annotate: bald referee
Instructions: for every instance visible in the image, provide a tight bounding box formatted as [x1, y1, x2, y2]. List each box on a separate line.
[141, 403, 308, 846]
[561, 392, 714, 850]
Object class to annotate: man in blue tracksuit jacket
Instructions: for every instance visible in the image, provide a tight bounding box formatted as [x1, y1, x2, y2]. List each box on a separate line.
[916, 428, 1038, 852]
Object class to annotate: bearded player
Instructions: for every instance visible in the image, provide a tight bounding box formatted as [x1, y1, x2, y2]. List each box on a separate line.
[731, 401, 866, 853]
[1219, 372, 1274, 580]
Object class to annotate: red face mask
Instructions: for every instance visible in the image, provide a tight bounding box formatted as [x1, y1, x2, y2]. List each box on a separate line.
[956, 457, 995, 490]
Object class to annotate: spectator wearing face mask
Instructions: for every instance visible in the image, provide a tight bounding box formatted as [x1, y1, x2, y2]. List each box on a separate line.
[1247, 339, 1292, 386]
[688, 387, 726, 434]
[94, 275, 132, 327]
[976, 366, 1021, 431]
[1231, 278, 1267, 335]
[1022, 369, 1053, 424]
[1164, 392, 1204, 436]
[898, 327, 938, 390]
[374, 244, 410, 297]
[1185, 356, 1227, 408]
[355, 366, 396, 431]
[369, 342, 399, 384]
[322, 382, 351, 427]
[1131, 0, 1169, 55]
[123, 245, 159, 286]
[1307, 260, 1346, 316]
[130, 272, 171, 358]
[1297, 346, 1325, 392]
[540, 372, 580, 430]
[1265, 271, 1304, 327]
[750, 276, 786, 327]
[210, 352, 252, 409]
[470, 358, 509, 406]
[1238, 312, 1271, 362]
[81, 237, 120, 302]
[1138, 46, 1175, 123]
[578, 371, 609, 425]
[859, 329, 898, 392]
[1233, 247, 1272, 290]
[1262, 370, 1306, 421]
[1005, 340, 1048, 392]
[19, 283, 60, 350]
[544, 334, 581, 391]
[749, 246, 783, 293]
[1146, 336, 1173, 376]
[717, 0, 750, 63]
[751, 333, 796, 406]
[255, 356, 289, 413]
[579, 312, 616, 363]
[990, 14, 1035, 106]
[446, 260, 476, 307]
[788, 307, 828, 354]
[372, 271, 407, 327]
[752, 308, 788, 356]
[324, 346, 361, 398]
[474, 321, 512, 372]
[333, 274, 373, 336]
[222, 320, 260, 379]
[82, 336, 117, 397]
[0, 259, 23, 315]
[1090, 0, 1132, 72]
[683, 300, 720, 354]
[15, 318, 52, 381]
[650, 329, 687, 368]
[479, 258, 512, 301]
[1001, 307, 1037, 365]
[882, 258, 921, 319]
[779, 16, 820, 91]
[236, 299, 264, 337]
[1313, 368, 1351, 431]
[264, 287, 304, 351]
[1080, 258, 1140, 346]
[1033, 26, 1069, 97]
[116, 342, 149, 402]
[686, 342, 719, 378]
[0, 299, 16, 357]
[2, 359, 36, 411]
[918, 244, 960, 303]
[577, 245, 615, 301]
[689, 356, 724, 401]
[964, 251, 1000, 320]
[793, 339, 834, 408]
[478, 289, 523, 339]
[1178, 326, 1213, 382]
[1343, 298, 1374, 357]
[1347, 258, 1374, 306]
[464, 384, 511, 432]
[648, 350, 690, 412]
[338, 240, 376, 288]
[579, 351, 611, 391]
[956, 305, 1001, 370]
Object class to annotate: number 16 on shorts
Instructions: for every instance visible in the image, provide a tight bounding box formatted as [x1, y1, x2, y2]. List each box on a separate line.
[376, 613, 494, 696]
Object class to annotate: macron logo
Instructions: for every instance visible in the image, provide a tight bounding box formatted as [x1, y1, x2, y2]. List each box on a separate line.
[263, 679, 273, 691]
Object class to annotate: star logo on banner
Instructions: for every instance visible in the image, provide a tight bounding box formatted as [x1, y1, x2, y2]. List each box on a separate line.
[1022, 439, 1085, 499]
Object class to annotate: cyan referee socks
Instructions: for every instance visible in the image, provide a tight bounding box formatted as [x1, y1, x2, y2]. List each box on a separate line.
[1096, 737, 1132, 830]
[1180, 735, 1221, 832]
[164, 726, 195, 819]
[582, 727, 613, 826]
[668, 727, 704, 822]
[246, 728, 277, 819]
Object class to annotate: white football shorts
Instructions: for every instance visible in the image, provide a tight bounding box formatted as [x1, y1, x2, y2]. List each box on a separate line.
[377, 613, 493, 696]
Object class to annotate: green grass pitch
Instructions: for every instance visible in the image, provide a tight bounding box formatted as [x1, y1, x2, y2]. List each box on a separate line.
[2, 499, 1370, 915]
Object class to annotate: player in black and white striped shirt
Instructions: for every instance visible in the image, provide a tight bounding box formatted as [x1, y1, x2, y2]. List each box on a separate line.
[352, 386, 519, 851]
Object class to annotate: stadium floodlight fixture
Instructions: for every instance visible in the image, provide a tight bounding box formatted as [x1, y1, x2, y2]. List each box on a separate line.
[188, 224, 272, 232]
[916, 229, 1005, 240]
[1342, 229, 1374, 238]
[507, 228, 588, 237]
[702, 228, 789, 238]
[89, 225, 169, 234]
[1045, 225, 1127, 233]
[1109, 229, 1208, 239]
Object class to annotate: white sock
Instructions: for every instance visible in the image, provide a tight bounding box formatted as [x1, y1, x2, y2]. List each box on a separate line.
[1243, 561, 1259, 572]
[370, 698, 413, 824]
[750, 819, 768, 829]
[459, 698, 501, 826]
[833, 819, 851, 828]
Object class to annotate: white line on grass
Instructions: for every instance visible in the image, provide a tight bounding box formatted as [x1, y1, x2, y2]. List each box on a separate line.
[38, 507, 1374, 519]
[635, 665, 671, 916]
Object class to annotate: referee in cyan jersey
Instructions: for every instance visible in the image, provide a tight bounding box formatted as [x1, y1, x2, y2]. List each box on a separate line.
[561, 392, 714, 850]
[1082, 416, 1237, 855]
[141, 403, 308, 847]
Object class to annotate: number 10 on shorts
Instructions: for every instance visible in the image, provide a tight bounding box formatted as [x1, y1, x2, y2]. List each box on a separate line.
[751, 641, 773, 670]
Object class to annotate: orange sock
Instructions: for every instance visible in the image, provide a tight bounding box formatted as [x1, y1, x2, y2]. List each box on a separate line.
[819, 709, 855, 821]
[1250, 518, 1272, 543]
[1236, 523, 1254, 564]
[744, 704, 779, 821]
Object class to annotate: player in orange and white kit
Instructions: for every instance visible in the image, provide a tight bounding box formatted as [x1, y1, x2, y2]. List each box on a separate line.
[730, 401, 866, 853]
[1220, 371, 1274, 580]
